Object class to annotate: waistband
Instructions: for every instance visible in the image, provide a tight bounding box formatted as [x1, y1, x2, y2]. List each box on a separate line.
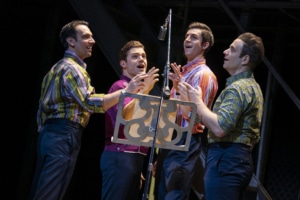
[45, 118, 83, 130]
[208, 142, 250, 149]
[104, 144, 148, 155]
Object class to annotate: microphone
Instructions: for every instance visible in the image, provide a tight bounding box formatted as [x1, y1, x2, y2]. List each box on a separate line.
[158, 25, 167, 41]
[162, 63, 171, 99]
[163, 86, 170, 99]
[158, 15, 169, 41]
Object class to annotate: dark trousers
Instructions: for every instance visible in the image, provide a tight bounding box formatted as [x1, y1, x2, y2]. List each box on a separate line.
[28, 119, 83, 200]
[100, 150, 145, 200]
[204, 143, 253, 200]
[158, 132, 201, 200]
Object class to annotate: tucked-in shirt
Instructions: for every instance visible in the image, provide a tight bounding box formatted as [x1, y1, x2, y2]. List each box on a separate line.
[104, 75, 148, 155]
[37, 50, 105, 132]
[208, 70, 264, 147]
[171, 58, 219, 134]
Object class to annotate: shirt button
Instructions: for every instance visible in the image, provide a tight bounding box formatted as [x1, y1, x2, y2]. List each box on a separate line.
[117, 147, 120, 151]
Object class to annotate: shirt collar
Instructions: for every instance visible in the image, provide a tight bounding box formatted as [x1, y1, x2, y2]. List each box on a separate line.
[120, 75, 131, 82]
[182, 58, 206, 73]
[64, 50, 87, 69]
[226, 70, 254, 86]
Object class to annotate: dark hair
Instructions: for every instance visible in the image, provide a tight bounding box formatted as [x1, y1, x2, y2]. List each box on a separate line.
[238, 32, 265, 69]
[186, 22, 214, 56]
[119, 40, 145, 61]
[59, 20, 89, 50]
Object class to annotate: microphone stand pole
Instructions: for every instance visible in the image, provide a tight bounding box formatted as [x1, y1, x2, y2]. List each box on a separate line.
[142, 8, 172, 200]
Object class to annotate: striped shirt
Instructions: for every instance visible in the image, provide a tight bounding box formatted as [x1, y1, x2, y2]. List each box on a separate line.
[37, 50, 105, 132]
[208, 70, 264, 147]
[171, 58, 219, 133]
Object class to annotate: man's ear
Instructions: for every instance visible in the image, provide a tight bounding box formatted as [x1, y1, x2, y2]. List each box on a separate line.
[242, 55, 250, 65]
[202, 42, 210, 50]
[66, 37, 75, 48]
[120, 60, 126, 68]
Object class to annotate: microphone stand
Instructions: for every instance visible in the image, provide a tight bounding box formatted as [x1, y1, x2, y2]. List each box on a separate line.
[162, 9, 171, 100]
[142, 8, 172, 200]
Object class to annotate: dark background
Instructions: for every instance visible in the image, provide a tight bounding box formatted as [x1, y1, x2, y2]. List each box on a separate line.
[2, 0, 300, 199]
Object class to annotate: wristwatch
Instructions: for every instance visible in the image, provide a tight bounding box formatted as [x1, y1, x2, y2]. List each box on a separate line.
[121, 89, 127, 94]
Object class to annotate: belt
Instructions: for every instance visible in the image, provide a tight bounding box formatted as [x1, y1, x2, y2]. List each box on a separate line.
[208, 142, 250, 149]
[45, 118, 83, 130]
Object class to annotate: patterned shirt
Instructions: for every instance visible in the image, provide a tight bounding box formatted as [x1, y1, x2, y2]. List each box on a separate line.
[171, 58, 218, 134]
[37, 50, 105, 132]
[104, 75, 148, 155]
[208, 70, 264, 147]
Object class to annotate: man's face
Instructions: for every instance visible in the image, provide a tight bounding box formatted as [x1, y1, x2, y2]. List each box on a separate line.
[223, 39, 246, 75]
[71, 24, 95, 60]
[121, 47, 147, 79]
[183, 28, 205, 61]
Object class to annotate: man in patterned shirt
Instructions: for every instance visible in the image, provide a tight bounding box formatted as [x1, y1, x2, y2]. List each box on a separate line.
[28, 20, 148, 200]
[176, 32, 265, 200]
[156, 21, 219, 200]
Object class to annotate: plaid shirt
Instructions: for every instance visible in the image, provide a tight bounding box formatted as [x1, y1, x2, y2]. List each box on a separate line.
[37, 51, 105, 132]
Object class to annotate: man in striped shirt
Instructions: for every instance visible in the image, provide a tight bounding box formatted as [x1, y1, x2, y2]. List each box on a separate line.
[156, 21, 219, 200]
